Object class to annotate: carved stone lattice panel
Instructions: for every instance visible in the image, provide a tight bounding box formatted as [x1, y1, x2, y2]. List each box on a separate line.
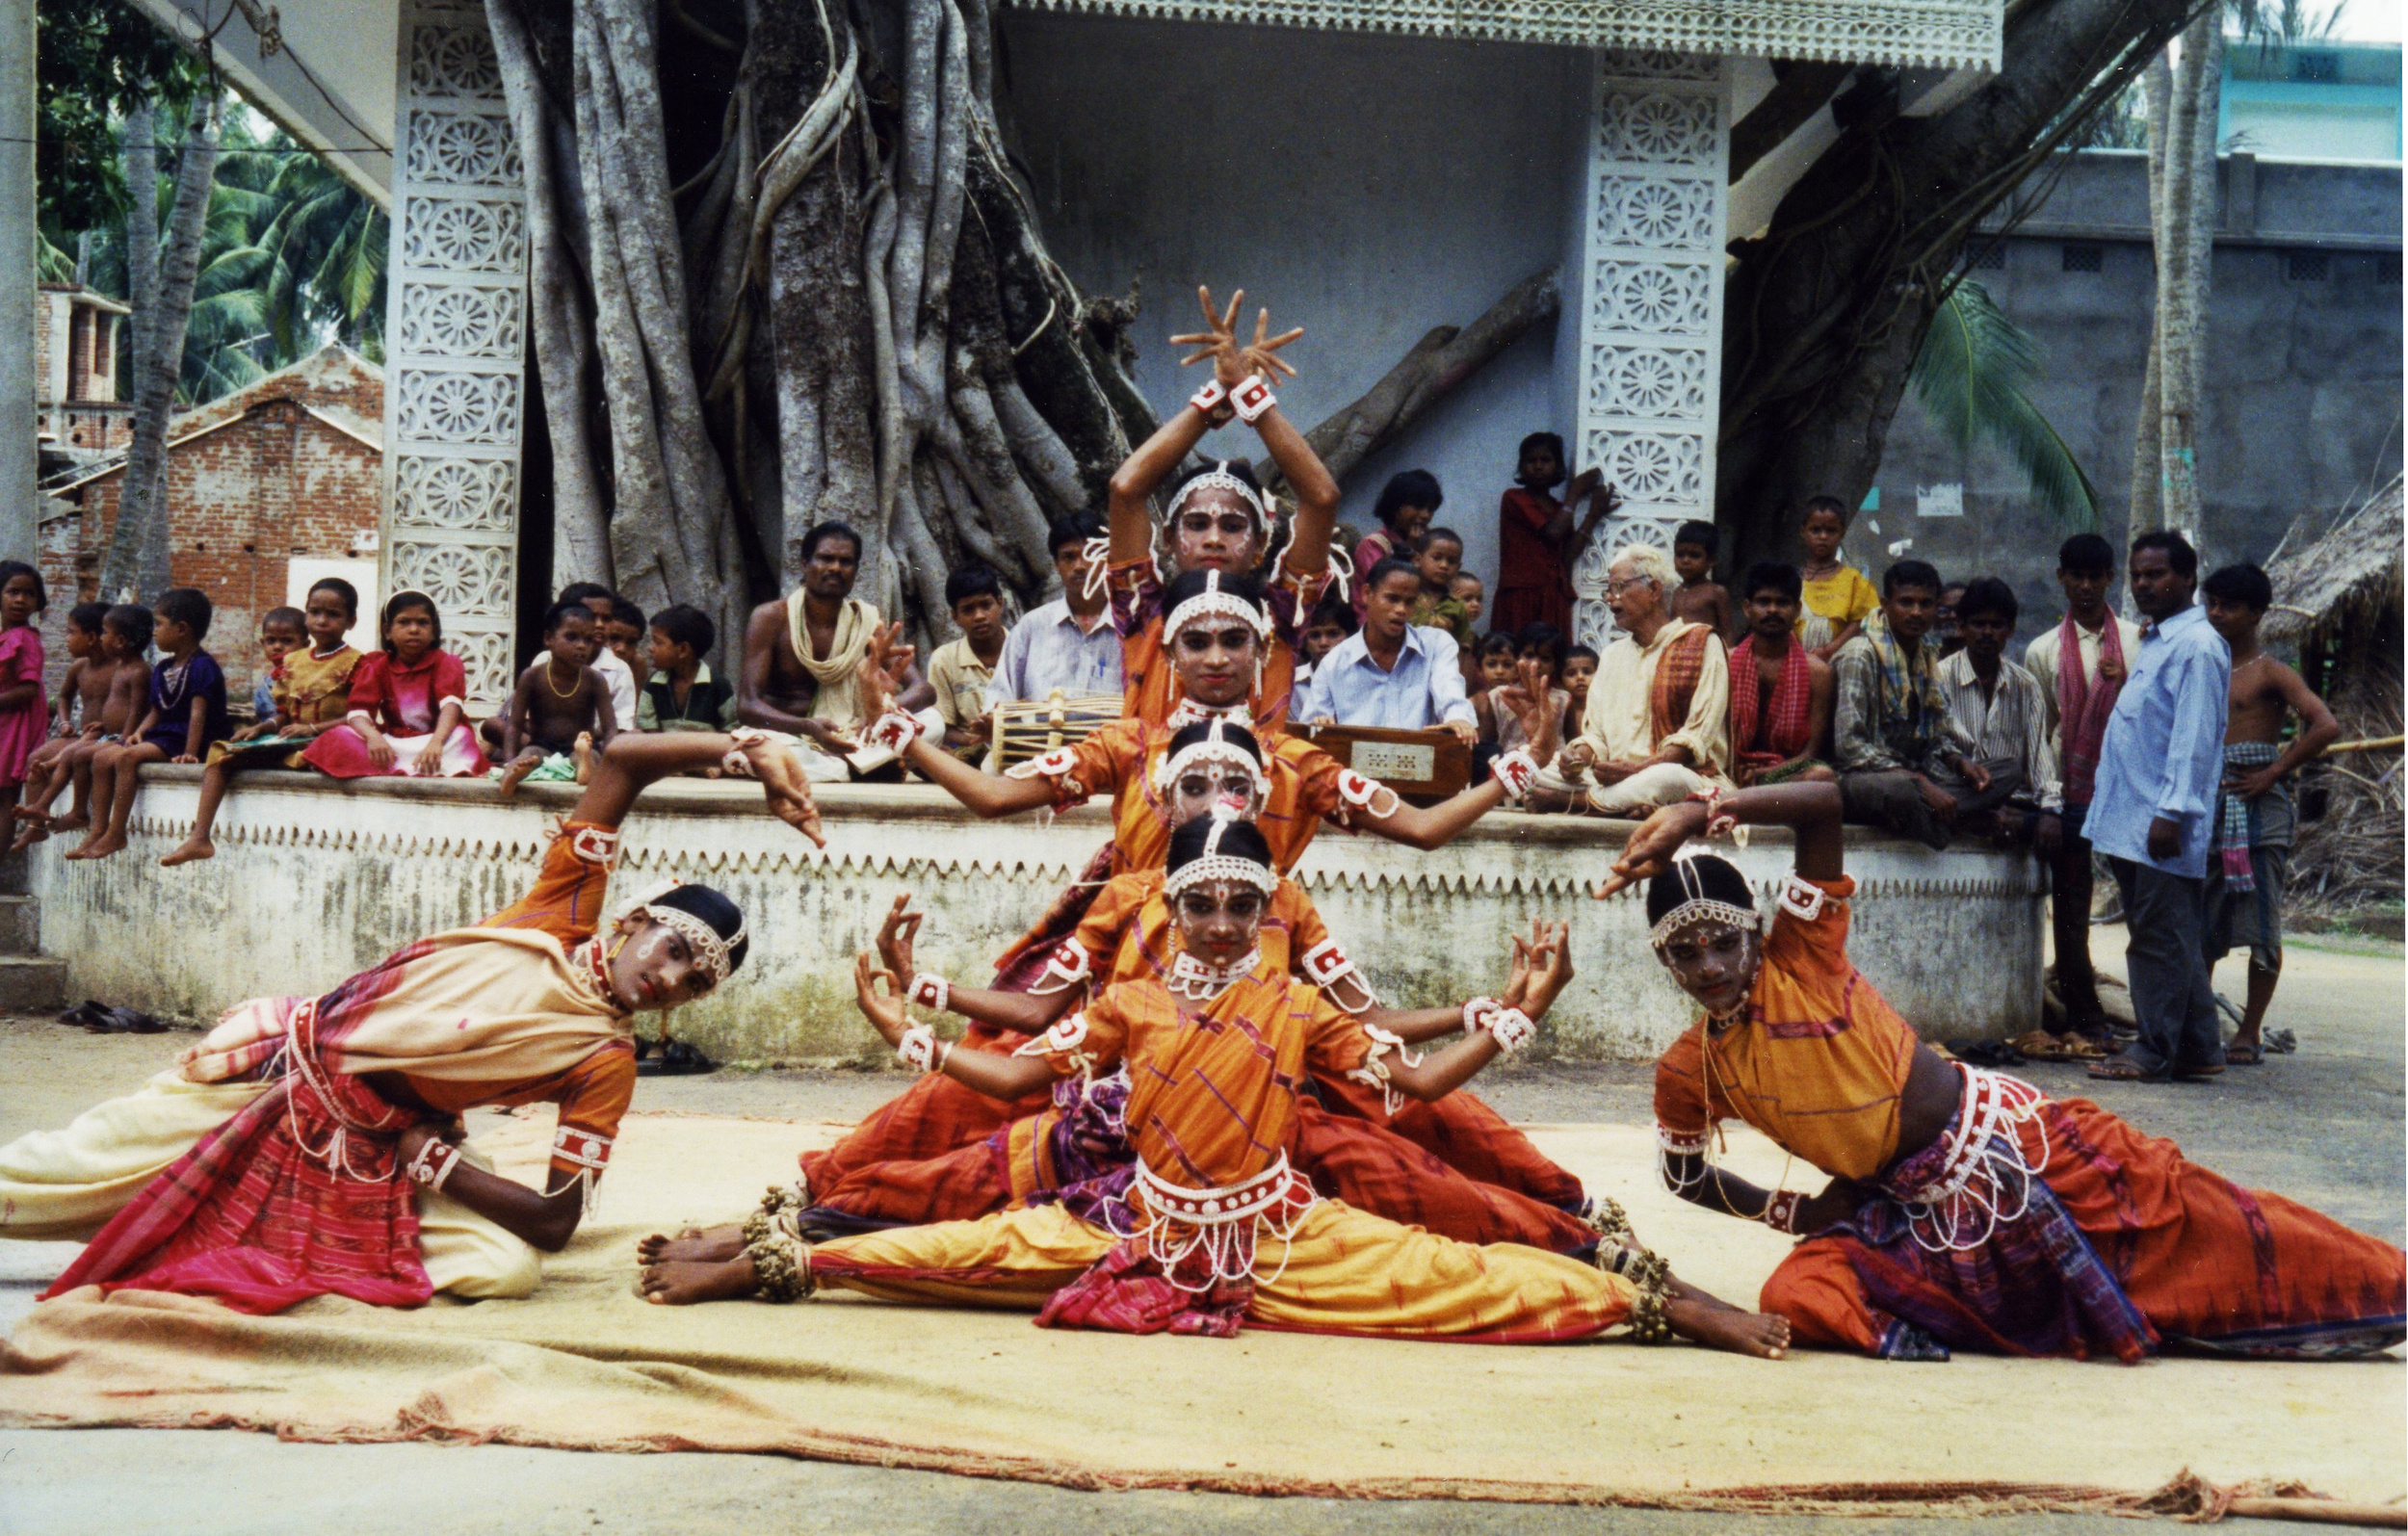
[393, 455, 516, 532]
[382, 2, 528, 710]
[997, 0, 2003, 70]
[399, 197, 526, 274]
[392, 539, 515, 619]
[1570, 56, 1727, 651]
[399, 282, 525, 361]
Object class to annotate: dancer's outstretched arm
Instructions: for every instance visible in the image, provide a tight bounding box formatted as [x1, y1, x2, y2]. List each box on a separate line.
[573, 731, 825, 845]
[1374, 924, 1573, 1102]
[875, 894, 1082, 1035]
[1593, 781, 1844, 899]
[854, 952, 1060, 1102]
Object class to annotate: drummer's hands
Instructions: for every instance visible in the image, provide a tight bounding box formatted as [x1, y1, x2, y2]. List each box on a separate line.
[876, 893, 922, 982]
[1592, 801, 1709, 899]
[852, 951, 909, 1047]
[743, 734, 825, 846]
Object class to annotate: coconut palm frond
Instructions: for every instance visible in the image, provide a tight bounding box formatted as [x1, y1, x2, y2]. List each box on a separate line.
[1910, 279, 2101, 530]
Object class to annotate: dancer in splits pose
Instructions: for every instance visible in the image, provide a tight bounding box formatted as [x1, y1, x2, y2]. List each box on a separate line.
[1600, 780, 2404, 1361]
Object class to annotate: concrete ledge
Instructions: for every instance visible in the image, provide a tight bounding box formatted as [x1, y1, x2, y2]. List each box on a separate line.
[30, 768, 2043, 1063]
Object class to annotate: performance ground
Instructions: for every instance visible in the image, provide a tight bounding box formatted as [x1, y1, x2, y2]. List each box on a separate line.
[1, 928, 2399, 1536]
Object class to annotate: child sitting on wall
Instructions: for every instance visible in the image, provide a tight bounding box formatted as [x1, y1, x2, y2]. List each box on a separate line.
[1469, 633, 1519, 741]
[1666, 520, 1732, 639]
[638, 603, 737, 734]
[161, 579, 365, 868]
[1293, 595, 1355, 690]
[605, 596, 649, 682]
[71, 587, 228, 861]
[302, 590, 489, 781]
[17, 605, 151, 848]
[1561, 642, 1599, 741]
[13, 602, 111, 846]
[923, 569, 1006, 760]
[493, 598, 616, 795]
[245, 607, 305, 726]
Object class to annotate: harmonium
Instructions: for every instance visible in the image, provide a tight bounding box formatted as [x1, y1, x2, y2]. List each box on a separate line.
[985, 690, 1124, 771]
[1294, 722, 1471, 804]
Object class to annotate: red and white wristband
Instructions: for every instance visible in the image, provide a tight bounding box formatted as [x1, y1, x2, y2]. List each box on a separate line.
[1462, 996, 1502, 1036]
[897, 1023, 955, 1075]
[1189, 377, 1229, 417]
[1485, 1006, 1538, 1054]
[406, 1136, 461, 1193]
[865, 709, 929, 755]
[907, 973, 950, 1013]
[721, 726, 773, 777]
[1763, 1189, 1805, 1235]
[1491, 748, 1540, 800]
[1229, 374, 1277, 424]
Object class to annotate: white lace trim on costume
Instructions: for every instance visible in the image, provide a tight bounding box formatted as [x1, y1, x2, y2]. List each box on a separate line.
[1345, 1025, 1423, 1117]
[1166, 947, 1262, 1000]
[1896, 1064, 2050, 1254]
[1129, 1153, 1318, 1292]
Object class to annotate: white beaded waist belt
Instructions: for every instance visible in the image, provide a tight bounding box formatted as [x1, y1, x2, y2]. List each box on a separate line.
[1128, 1153, 1317, 1292]
[1886, 1063, 2051, 1253]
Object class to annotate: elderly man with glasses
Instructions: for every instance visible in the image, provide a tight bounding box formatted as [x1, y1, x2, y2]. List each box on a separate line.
[1529, 544, 1733, 817]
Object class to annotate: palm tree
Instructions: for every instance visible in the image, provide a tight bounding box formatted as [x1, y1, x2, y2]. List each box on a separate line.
[1909, 278, 2102, 530]
[255, 146, 386, 362]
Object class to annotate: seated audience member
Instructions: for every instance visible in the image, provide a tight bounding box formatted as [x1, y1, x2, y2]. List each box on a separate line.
[1451, 571, 1484, 632]
[557, 582, 639, 732]
[494, 599, 618, 795]
[1795, 496, 1879, 659]
[1296, 557, 1476, 742]
[164, 578, 365, 868]
[638, 603, 737, 733]
[1531, 545, 1730, 817]
[986, 514, 1121, 710]
[1936, 576, 2060, 847]
[1831, 560, 2021, 848]
[245, 607, 305, 724]
[1727, 561, 1835, 786]
[1933, 580, 1969, 659]
[739, 521, 934, 782]
[13, 602, 114, 846]
[16, 604, 150, 848]
[2201, 561, 2340, 1065]
[2024, 532, 2142, 1043]
[1294, 595, 1355, 689]
[1351, 470, 1441, 618]
[605, 596, 649, 681]
[1469, 633, 1520, 736]
[1667, 521, 1732, 639]
[1561, 643, 1597, 740]
[1479, 623, 1568, 763]
[1407, 527, 1474, 646]
[302, 590, 489, 782]
[926, 566, 1008, 758]
[72, 587, 232, 861]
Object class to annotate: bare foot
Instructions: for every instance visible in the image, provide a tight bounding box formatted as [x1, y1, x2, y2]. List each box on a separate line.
[70, 831, 126, 860]
[637, 1256, 760, 1306]
[9, 819, 46, 852]
[52, 811, 90, 833]
[1665, 1295, 1791, 1359]
[160, 837, 216, 868]
[495, 752, 542, 799]
[636, 1224, 745, 1265]
[573, 732, 594, 785]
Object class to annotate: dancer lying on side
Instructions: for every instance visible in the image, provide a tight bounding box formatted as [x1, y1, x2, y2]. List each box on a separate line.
[3, 731, 824, 1315]
[1599, 780, 2406, 1361]
[639, 815, 1791, 1359]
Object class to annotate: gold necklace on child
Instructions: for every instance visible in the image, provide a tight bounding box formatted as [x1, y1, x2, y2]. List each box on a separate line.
[545, 659, 580, 699]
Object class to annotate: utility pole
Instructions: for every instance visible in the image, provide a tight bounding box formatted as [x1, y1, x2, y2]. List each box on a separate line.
[0, 0, 36, 562]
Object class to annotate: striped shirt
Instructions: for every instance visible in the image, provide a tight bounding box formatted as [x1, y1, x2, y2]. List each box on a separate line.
[1936, 650, 2061, 813]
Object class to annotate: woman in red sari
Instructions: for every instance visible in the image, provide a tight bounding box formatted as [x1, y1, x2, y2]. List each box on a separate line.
[9, 731, 824, 1315]
[1600, 780, 2405, 1361]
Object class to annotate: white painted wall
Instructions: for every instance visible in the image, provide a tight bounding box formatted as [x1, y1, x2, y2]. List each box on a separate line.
[998, 13, 1590, 592]
[36, 773, 2043, 1063]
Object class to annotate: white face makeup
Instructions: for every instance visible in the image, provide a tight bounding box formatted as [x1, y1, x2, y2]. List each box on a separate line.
[1168, 758, 1263, 823]
[1655, 920, 1763, 1019]
[1172, 878, 1268, 968]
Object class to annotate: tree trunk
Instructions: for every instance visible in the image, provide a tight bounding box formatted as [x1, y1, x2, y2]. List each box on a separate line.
[2157, 17, 2220, 537]
[100, 93, 219, 605]
[1716, 0, 2193, 569]
[2127, 51, 2172, 536]
[121, 102, 158, 414]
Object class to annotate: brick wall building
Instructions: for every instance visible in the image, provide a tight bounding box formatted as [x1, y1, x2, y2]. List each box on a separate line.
[46, 345, 384, 704]
[36, 283, 133, 476]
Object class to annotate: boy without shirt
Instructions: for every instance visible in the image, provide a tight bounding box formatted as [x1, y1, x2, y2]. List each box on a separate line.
[1666, 521, 1733, 640]
[2201, 562, 2339, 1064]
[496, 601, 618, 796]
[1728, 562, 1834, 786]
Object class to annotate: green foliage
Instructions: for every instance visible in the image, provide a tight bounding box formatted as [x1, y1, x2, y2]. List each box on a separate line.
[36, 0, 200, 229]
[1909, 279, 2101, 531]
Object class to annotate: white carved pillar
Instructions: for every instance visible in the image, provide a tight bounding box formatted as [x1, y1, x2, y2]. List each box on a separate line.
[1568, 51, 1729, 649]
[380, 2, 527, 706]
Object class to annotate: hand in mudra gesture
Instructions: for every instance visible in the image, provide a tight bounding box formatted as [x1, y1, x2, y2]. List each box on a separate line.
[1592, 800, 1710, 899]
[857, 622, 917, 718]
[876, 892, 923, 981]
[1171, 286, 1302, 391]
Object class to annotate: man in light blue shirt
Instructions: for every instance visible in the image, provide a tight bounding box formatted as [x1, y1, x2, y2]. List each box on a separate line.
[2085, 532, 2232, 1083]
[985, 514, 1124, 709]
[1296, 557, 1477, 739]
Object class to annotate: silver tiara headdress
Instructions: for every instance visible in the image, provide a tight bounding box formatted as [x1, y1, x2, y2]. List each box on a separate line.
[1164, 811, 1280, 901]
[622, 877, 745, 988]
[1164, 460, 1268, 531]
[1164, 568, 1272, 644]
[1645, 855, 1761, 951]
[1151, 715, 1271, 801]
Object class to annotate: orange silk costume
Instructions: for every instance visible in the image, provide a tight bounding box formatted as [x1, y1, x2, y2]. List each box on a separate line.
[1655, 876, 2407, 1361]
[1108, 556, 1332, 732]
[810, 964, 1631, 1342]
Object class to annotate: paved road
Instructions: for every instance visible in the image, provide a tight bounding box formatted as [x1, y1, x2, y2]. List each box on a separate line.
[1, 932, 2396, 1535]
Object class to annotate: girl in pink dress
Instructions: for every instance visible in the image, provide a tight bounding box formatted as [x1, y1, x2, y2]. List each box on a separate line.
[301, 590, 489, 779]
[0, 561, 49, 811]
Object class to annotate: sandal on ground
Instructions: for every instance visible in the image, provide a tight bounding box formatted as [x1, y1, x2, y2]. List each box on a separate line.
[2264, 1027, 2297, 1054]
[2224, 1039, 2264, 1066]
[2011, 1029, 2108, 1062]
[2172, 1059, 2225, 1080]
[2086, 1052, 2169, 1082]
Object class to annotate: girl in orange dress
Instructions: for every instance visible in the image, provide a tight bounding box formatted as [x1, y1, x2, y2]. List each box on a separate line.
[1601, 781, 2406, 1361]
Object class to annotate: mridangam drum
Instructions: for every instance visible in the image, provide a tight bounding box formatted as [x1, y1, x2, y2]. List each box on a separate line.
[985, 691, 1123, 771]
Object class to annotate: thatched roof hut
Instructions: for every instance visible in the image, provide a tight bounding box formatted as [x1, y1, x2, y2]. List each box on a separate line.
[2263, 474, 2402, 650]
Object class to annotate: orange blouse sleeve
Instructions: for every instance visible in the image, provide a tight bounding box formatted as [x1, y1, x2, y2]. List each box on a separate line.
[483, 821, 619, 946]
[1761, 874, 1856, 980]
[1019, 991, 1131, 1079]
[1652, 1024, 1718, 1152]
[545, 1044, 635, 1193]
[1299, 986, 1375, 1081]
[1008, 720, 1139, 812]
[1073, 873, 1145, 975]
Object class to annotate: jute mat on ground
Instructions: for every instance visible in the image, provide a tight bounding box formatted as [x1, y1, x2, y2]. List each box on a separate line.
[3, 1110, 2400, 1516]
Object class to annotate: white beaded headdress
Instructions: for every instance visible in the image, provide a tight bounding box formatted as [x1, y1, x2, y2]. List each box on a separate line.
[1644, 854, 1762, 952]
[1164, 568, 1272, 646]
[1163, 813, 1280, 901]
[1164, 460, 1269, 534]
[1150, 715, 1271, 802]
[620, 877, 746, 988]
